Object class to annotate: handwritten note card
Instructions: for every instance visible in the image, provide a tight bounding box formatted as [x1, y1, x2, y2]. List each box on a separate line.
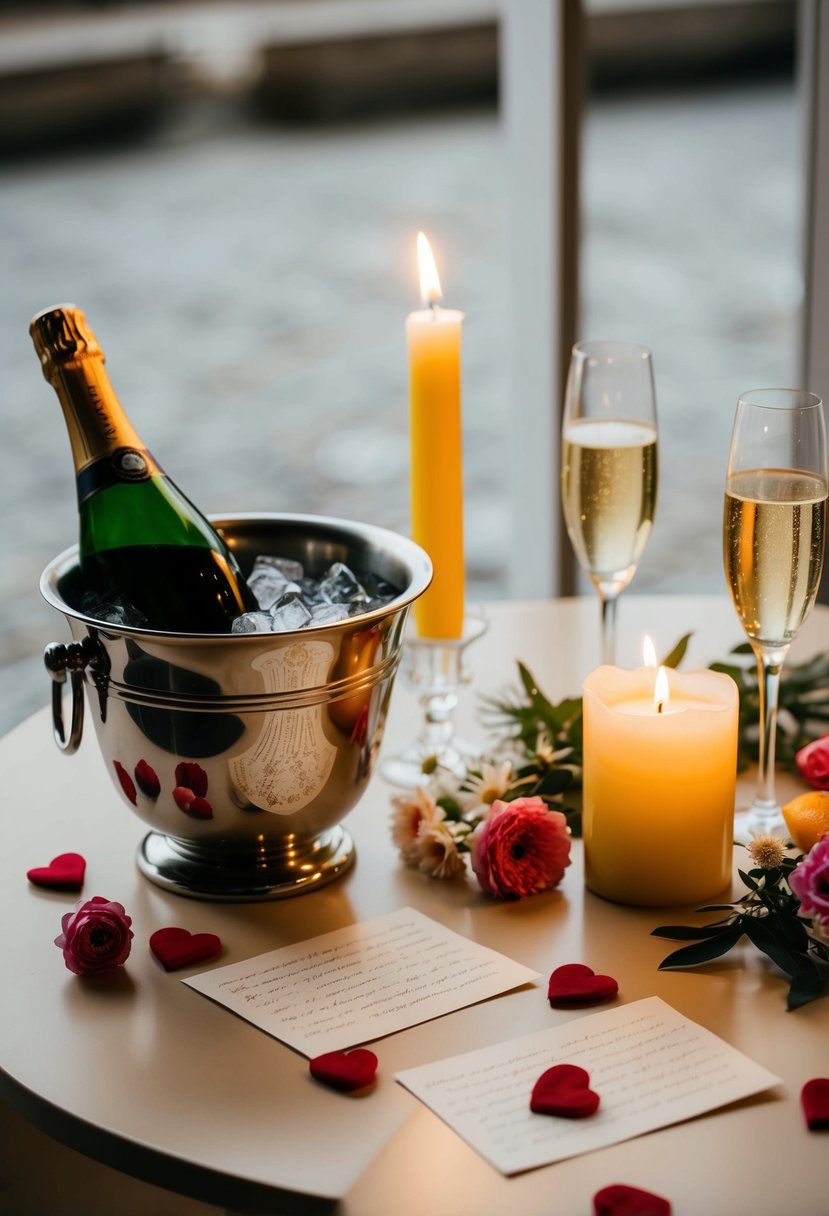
[395, 997, 780, 1175]
[184, 907, 540, 1057]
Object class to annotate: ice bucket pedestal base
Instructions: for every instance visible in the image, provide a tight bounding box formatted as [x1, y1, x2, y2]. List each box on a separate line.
[136, 825, 355, 902]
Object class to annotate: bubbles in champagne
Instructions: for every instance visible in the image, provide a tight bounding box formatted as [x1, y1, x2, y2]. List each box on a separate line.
[724, 468, 827, 648]
[561, 418, 658, 589]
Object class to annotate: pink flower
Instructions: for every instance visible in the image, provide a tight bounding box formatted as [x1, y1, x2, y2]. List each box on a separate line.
[790, 837, 829, 931]
[795, 737, 829, 790]
[470, 796, 571, 899]
[391, 787, 444, 865]
[410, 821, 466, 880]
[54, 896, 134, 976]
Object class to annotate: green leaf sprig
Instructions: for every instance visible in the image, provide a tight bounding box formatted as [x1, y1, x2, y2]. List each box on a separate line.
[652, 851, 829, 1010]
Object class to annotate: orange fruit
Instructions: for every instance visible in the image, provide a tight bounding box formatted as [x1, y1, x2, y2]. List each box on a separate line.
[782, 791, 829, 852]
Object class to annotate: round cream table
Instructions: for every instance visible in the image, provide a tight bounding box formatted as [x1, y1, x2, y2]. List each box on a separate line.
[1, 597, 827, 1215]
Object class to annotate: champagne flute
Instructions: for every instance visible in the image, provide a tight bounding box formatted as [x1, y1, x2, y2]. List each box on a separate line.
[561, 340, 658, 665]
[724, 388, 828, 839]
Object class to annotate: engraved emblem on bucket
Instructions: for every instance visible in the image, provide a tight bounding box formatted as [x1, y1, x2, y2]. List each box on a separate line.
[229, 640, 337, 815]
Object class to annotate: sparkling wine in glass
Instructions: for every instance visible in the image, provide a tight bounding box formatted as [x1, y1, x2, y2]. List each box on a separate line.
[724, 388, 828, 838]
[561, 341, 658, 665]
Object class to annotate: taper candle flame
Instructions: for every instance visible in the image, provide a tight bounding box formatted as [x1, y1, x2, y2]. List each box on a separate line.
[642, 635, 657, 667]
[417, 231, 442, 309]
[654, 666, 670, 714]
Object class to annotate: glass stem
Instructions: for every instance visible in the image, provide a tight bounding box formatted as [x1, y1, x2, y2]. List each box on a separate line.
[599, 593, 619, 666]
[754, 648, 785, 811]
[418, 691, 459, 756]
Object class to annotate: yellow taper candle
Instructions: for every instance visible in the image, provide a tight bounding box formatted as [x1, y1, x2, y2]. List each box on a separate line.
[582, 663, 739, 906]
[407, 232, 465, 639]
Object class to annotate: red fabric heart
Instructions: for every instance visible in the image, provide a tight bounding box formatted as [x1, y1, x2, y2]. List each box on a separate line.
[801, 1077, 829, 1130]
[593, 1184, 672, 1216]
[548, 963, 619, 1006]
[27, 852, 86, 891]
[149, 927, 223, 971]
[530, 1063, 600, 1118]
[309, 1049, 378, 1092]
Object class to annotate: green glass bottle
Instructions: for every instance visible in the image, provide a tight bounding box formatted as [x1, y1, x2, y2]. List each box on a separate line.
[30, 303, 258, 632]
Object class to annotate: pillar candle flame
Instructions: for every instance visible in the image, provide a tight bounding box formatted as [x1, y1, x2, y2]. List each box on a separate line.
[642, 635, 657, 667]
[654, 666, 670, 714]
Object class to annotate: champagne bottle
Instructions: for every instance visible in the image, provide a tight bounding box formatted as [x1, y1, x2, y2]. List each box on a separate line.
[30, 303, 258, 632]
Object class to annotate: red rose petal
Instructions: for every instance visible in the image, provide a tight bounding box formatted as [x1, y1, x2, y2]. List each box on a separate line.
[113, 760, 137, 805]
[134, 759, 160, 799]
[548, 963, 619, 1006]
[309, 1049, 378, 1092]
[593, 1184, 672, 1216]
[150, 927, 223, 971]
[802, 1078, 829, 1130]
[27, 852, 86, 891]
[175, 762, 208, 797]
[530, 1063, 600, 1118]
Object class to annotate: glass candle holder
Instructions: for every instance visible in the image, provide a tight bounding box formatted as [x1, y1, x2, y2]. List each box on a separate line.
[380, 612, 487, 789]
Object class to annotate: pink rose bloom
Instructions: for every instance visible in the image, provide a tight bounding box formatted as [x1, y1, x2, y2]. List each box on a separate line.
[795, 737, 829, 789]
[789, 836, 829, 931]
[469, 796, 571, 899]
[54, 896, 134, 976]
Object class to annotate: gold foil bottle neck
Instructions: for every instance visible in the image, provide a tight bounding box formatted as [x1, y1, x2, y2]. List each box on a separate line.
[29, 304, 103, 381]
[29, 303, 145, 472]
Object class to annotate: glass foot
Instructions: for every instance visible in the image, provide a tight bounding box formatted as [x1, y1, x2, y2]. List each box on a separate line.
[380, 736, 482, 789]
[733, 800, 788, 844]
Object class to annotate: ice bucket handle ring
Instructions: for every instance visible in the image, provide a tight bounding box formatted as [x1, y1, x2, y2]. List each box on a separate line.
[44, 638, 99, 754]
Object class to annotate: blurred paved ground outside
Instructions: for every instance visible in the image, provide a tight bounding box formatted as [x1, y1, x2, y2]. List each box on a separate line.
[0, 74, 799, 736]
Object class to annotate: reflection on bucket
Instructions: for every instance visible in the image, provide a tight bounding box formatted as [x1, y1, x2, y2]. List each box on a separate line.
[123, 640, 245, 757]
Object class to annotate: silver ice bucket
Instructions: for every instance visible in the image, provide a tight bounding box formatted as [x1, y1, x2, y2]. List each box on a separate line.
[40, 513, 432, 901]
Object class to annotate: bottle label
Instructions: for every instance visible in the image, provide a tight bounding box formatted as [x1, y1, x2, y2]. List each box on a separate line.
[77, 447, 160, 504]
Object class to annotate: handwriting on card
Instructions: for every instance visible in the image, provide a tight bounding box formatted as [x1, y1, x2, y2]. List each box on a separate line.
[184, 907, 540, 1057]
[396, 997, 780, 1175]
